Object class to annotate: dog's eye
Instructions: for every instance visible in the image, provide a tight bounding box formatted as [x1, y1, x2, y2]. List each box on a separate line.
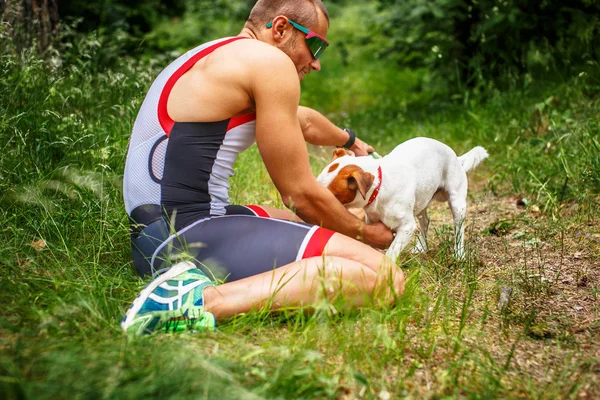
[328, 163, 339, 173]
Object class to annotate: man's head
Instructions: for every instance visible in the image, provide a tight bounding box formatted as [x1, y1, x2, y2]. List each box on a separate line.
[246, 0, 330, 81]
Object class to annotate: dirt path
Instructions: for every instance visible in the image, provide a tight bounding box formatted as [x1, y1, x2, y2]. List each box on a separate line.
[424, 175, 600, 397]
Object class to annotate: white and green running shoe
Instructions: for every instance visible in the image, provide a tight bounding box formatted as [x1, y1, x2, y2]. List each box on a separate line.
[121, 261, 217, 337]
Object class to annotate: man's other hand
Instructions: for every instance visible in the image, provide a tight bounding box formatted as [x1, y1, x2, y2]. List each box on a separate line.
[361, 221, 394, 249]
[350, 137, 375, 156]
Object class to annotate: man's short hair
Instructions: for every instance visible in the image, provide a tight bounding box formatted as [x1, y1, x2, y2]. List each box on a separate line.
[246, 0, 329, 30]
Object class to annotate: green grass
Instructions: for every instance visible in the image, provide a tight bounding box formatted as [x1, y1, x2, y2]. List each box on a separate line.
[1, 4, 599, 399]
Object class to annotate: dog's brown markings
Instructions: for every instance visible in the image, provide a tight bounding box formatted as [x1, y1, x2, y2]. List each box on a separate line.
[328, 163, 340, 173]
[327, 165, 375, 204]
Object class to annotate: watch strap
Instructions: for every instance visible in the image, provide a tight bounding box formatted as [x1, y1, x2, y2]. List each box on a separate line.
[342, 128, 356, 149]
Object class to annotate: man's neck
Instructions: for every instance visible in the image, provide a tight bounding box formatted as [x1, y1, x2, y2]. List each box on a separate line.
[238, 27, 259, 40]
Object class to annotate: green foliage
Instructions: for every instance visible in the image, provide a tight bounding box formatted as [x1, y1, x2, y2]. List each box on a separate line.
[57, 0, 186, 35]
[1, 0, 250, 70]
[375, 0, 600, 90]
[497, 87, 600, 213]
[143, 0, 251, 53]
[0, 21, 159, 190]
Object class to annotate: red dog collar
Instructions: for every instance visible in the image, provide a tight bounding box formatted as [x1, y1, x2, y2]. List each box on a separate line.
[366, 166, 382, 207]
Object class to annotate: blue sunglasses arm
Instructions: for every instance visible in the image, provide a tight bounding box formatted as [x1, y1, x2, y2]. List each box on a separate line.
[266, 20, 310, 35]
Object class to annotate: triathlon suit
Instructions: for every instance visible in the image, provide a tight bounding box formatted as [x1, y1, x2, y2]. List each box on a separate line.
[123, 37, 336, 280]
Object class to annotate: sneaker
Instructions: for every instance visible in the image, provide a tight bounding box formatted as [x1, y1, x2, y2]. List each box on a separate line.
[121, 261, 216, 336]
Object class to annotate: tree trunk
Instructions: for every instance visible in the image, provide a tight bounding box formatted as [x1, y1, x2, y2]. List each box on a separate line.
[0, 0, 59, 53]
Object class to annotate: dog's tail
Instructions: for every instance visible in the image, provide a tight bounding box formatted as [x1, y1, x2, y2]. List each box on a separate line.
[458, 146, 489, 173]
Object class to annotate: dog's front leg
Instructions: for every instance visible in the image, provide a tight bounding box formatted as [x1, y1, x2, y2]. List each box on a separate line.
[385, 218, 416, 263]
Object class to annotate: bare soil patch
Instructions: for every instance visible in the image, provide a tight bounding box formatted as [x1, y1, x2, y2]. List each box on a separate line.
[423, 177, 600, 397]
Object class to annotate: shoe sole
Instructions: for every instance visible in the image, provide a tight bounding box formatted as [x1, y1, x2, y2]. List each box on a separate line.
[121, 261, 196, 332]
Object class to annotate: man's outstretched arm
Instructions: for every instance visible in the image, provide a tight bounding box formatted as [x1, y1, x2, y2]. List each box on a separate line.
[250, 50, 392, 249]
[297, 106, 374, 156]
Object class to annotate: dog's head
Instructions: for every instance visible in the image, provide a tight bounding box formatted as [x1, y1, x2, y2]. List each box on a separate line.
[316, 148, 375, 207]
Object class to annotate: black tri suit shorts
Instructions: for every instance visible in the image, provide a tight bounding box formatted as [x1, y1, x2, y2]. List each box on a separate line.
[129, 203, 336, 282]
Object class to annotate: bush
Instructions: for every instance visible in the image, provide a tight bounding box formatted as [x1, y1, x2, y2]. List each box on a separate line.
[142, 0, 250, 53]
[0, 20, 158, 193]
[374, 0, 600, 91]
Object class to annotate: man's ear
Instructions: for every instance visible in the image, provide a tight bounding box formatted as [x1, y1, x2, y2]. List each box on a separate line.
[271, 16, 291, 41]
[348, 170, 374, 199]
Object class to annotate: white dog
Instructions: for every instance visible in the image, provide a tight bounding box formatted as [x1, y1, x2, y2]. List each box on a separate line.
[316, 137, 488, 261]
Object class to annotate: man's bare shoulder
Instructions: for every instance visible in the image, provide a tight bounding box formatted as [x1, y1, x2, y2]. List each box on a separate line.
[211, 38, 297, 81]
[229, 38, 291, 62]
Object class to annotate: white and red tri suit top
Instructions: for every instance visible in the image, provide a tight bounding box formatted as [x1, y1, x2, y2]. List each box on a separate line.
[123, 36, 256, 227]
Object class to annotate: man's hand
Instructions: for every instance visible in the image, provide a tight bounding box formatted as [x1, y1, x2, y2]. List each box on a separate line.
[349, 137, 374, 156]
[361, 221, 394, 249]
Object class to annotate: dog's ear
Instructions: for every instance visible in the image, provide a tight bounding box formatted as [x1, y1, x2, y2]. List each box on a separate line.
[332, 148, 347, 160]
[332, 148, 355, 160]
[348, 170, 375, 199]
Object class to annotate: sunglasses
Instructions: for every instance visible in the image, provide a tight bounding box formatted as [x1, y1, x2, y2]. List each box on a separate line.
[266, 19, 329, 60]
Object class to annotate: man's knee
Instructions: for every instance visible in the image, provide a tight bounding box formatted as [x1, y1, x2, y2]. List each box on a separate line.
[324, 233, 387, 268]
[393, 267, 406, 295]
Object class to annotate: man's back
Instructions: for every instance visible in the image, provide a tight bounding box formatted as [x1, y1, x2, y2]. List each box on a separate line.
[123, 36, 264, 217]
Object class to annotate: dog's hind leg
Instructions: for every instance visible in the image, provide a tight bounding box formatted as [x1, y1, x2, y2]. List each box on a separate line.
[412, 209, 429, 254]
[448, 194, 467, 259]
[445, 164, 469, 259]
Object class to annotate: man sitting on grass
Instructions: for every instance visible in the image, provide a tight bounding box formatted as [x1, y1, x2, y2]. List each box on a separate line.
[121, 0, 404, 335]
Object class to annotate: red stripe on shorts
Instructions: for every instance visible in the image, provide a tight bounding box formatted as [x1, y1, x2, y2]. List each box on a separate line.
[301, 227, 336, 259]
[246, 205, 270, 218]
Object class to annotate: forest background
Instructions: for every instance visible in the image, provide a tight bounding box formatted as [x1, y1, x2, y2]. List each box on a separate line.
[1, 0, 599, 398]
